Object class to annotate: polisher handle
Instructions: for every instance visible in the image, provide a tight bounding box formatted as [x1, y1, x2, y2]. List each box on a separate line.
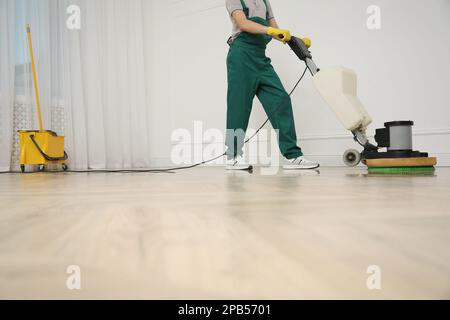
[288, 36, 313, 61]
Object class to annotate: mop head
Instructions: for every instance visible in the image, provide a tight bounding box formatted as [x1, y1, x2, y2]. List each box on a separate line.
[368, 166, 435, 175]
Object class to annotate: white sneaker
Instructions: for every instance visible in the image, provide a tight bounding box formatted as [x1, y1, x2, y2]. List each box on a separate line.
[283, 156, 320, 170]
[226, 156, 253, 171]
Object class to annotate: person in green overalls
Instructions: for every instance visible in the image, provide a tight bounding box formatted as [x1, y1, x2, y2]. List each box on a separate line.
[225, 0, 320, 170]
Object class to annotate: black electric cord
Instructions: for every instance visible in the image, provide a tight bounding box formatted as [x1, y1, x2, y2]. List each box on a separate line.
[0, 66, 309, 175]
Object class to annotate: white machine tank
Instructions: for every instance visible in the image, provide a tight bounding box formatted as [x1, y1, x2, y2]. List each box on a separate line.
[313, 67, 372, 132]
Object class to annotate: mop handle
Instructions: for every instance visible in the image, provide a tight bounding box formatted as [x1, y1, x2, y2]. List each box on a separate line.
[26, 24, 44, 132]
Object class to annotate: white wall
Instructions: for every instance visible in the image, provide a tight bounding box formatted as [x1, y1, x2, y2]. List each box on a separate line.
[144, 0, 450, 166]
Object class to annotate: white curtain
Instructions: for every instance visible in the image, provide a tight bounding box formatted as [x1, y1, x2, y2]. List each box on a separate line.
[1, 0, 152, 170]
[0, 0, 15, 171]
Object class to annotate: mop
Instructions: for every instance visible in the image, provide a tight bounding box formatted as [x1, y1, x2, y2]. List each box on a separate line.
[18, 24, 68, 173]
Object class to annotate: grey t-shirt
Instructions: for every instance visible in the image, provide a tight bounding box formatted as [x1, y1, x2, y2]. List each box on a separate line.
[225, 0, 275, 40]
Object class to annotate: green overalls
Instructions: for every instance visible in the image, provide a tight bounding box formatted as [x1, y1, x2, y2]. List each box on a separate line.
[226, 0, 303, 160]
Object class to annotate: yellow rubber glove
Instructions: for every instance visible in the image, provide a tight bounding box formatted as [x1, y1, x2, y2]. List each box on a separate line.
[302, 37, 312, 48]
[267, 27, 291, 44]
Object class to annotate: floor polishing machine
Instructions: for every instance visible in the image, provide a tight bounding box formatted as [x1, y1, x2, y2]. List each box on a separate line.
[288, 36, 437, 173]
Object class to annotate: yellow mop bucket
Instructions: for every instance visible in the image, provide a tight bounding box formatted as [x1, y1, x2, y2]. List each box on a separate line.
[19, 24, 68, 172]
[18, 130, 68, 171]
